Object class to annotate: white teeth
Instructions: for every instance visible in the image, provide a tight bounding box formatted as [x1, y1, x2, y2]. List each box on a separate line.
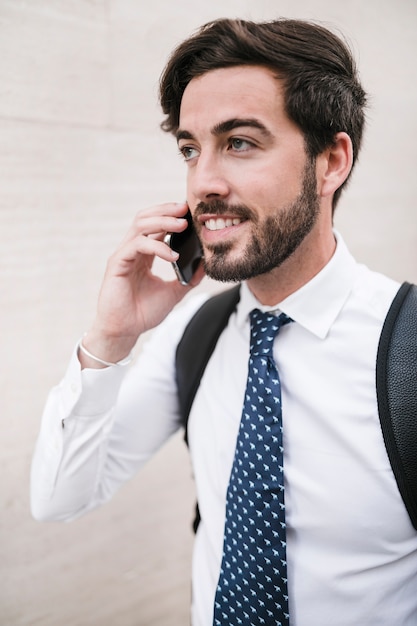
[205, 217, 242, 231]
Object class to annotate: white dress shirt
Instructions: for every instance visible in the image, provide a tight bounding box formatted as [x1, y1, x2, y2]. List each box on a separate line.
[31, 234, 417, 625]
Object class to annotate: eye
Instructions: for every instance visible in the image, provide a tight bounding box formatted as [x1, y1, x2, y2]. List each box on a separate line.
[229, 137, 254, 152]
[179, 145, 199, 161]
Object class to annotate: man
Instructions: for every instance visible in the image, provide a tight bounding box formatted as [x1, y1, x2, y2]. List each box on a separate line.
[31, 18, 417, 626]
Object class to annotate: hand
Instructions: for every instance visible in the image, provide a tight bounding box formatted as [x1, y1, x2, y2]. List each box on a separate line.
[80, 202, 204, 367]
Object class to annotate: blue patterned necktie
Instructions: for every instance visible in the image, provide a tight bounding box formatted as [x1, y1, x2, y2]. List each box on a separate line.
[213, 309, 292, 626]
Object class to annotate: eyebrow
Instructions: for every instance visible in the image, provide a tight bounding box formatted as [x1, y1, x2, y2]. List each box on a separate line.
[176, 117, 273, 143]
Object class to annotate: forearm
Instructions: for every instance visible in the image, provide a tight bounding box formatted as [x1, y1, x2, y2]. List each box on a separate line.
[30, 351, 128, 521]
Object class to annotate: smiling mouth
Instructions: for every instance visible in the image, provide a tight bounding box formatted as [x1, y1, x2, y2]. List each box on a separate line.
[204, 217, 243, 231]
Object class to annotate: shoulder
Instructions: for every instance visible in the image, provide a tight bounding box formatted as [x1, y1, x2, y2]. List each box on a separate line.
[350, 264, 402, 324]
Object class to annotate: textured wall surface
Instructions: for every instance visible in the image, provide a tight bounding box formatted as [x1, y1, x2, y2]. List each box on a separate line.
[1, 1, 416, 624]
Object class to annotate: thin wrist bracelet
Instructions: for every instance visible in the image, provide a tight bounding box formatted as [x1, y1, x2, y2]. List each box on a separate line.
[78, 337, 133, 368]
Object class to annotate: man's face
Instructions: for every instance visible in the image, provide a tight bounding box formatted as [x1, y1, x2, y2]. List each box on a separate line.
[177, 65, 320, 282]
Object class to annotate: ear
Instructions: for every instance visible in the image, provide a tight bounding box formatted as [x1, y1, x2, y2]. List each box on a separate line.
[316, 132, 353, 199]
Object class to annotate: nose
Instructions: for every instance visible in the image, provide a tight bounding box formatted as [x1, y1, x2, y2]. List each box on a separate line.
[188, 151, 230, 203]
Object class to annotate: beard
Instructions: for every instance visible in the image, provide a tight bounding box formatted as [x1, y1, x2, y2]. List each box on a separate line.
[193, 157, 320, 283]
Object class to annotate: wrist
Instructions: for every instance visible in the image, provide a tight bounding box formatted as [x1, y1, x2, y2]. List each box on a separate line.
[78, 332, 136, 370]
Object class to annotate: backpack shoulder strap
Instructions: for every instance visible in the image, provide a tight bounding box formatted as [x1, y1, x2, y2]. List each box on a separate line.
[175, 285, 241, 442]
[376, 281, 417, 529]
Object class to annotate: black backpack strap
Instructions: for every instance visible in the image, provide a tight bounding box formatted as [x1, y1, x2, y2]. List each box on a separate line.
[176, 285, 241, 442]
[175, 285, 241, 534]
[376, 282, 417, 529]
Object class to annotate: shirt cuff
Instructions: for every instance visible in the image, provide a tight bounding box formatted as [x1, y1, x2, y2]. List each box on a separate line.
[60, 340, 130, 418]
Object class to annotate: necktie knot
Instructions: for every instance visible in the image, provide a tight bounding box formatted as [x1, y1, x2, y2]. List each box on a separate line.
[250, 309, 292, 358]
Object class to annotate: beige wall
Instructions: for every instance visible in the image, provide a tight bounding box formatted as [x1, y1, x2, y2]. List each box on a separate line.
[1, 1, 416, 624]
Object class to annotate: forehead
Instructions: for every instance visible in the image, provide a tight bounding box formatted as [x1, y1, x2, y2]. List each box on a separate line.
[179, 65, 288, 131]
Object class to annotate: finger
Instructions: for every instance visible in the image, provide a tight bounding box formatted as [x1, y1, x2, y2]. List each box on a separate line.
[112, 233, 180, 271]
[137, 201, 188, 220]
[130, 202, 188, 234]
[122, 213, 189, 244]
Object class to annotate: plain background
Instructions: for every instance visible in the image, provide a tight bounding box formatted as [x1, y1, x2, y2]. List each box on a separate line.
[1, 1, 416, 624]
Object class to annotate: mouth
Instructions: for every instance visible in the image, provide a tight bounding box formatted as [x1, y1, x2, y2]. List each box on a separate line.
[194, 201, 253, 245]
[204, 217, 243, 231]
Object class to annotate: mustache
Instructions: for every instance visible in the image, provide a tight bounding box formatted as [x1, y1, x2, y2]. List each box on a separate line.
[194, 199, 257, 222]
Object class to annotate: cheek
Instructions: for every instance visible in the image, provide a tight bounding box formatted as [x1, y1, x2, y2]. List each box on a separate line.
[258, 160, 307, 205]
[244, 174, 300, 212]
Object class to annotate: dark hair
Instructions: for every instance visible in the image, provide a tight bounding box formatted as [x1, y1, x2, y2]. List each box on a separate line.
[159, 18, 367, 209]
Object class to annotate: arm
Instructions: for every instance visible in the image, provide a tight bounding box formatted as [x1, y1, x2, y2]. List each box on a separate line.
[30, 202, 205, 521]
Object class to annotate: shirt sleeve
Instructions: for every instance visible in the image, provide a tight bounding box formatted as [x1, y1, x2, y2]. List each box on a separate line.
[30, 293, 208, 522]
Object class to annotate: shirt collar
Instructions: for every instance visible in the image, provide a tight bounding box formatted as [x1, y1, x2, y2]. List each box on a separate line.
[236, 232, 358, 339]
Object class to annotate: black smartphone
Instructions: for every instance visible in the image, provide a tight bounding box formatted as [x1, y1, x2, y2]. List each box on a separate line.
[164, 210, 203, 285]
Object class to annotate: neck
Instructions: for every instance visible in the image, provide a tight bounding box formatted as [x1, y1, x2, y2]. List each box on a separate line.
[246, 226, 336, 306]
